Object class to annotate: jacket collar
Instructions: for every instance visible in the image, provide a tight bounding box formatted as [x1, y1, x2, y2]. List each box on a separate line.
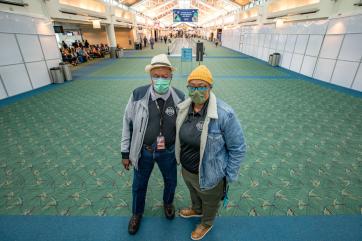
[178, 91, 218, 119]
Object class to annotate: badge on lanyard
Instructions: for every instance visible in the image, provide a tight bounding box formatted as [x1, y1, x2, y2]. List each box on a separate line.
[155, 99, 166, 151]
[222, 180, 229, 208]
[157, 135, 166, 150]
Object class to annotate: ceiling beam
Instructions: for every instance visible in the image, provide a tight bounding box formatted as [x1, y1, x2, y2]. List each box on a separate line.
[131, 0, 149, 9]
[144, 0, 176, 14]
[196, 0, 226, 13]
[153, 3, 177, 20]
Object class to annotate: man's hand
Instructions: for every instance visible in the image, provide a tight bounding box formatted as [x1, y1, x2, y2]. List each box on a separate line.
[122, 159, 132, 170]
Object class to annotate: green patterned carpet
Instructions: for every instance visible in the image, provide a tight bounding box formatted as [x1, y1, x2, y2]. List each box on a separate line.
[0, 40, 361, 217]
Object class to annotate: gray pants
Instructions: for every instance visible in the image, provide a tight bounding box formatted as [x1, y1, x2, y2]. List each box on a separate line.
[182, 168, 224, 226]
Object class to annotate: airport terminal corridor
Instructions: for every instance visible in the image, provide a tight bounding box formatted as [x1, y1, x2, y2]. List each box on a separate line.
[1, 40, 361, 219]
[0, 0, 362, 239]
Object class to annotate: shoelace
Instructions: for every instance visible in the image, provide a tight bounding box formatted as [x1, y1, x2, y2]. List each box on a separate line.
[131, 217, 139, 226]
[197, 224, 209, 231]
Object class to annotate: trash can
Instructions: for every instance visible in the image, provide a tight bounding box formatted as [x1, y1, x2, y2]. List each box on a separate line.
[116, 48, 124, 58]
[50, 67, 64, 84]
[271, 53, 280, 67]
[134, 43, 141, 50]
[59, 62, 72, 81]
[268, 54, 273, 65]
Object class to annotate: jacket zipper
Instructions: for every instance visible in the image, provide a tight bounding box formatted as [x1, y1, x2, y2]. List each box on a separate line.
[140, 117, 144, 132]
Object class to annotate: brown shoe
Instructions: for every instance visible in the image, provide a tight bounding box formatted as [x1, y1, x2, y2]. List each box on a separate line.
[179, 208, 202, 218]
[191, 224, 213, 240]
[128, 214, 142, 235]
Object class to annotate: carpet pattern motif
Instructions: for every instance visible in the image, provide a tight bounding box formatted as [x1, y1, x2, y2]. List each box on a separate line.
[0, 40, 361, 217]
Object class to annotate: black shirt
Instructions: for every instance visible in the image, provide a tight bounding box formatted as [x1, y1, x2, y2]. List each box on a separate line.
[143, 95, 177, 148]
[179, 101, 208, 174]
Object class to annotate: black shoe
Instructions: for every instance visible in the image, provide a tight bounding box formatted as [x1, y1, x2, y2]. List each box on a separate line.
[164, 203, 175, 220]
[128, 214, 142, 235]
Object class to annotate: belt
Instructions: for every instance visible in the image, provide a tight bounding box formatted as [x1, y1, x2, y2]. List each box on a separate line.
[143, 144, 174, 153]
[144, 144, 154, 152]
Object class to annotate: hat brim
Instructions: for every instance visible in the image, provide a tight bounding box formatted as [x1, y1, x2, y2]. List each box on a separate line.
[145, 64, 176, 73]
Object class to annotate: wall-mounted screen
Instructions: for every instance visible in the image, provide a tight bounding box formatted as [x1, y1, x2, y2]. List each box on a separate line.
[53, 26, 64, 33]
[173, 9, 198, 22]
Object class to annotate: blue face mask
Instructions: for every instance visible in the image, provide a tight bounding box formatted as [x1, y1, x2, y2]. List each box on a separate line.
[153, 78, 171, 94]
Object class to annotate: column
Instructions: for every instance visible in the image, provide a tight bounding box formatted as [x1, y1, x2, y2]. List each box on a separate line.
[132, 15, 138, 48]
[106, 19, 117, 58]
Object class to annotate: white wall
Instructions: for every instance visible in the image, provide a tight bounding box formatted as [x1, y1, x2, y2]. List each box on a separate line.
[222, 14, 362, 92]
[0, 11, 61, 100]
[0, 0, 45, 17]
[222, 28, 241, 52]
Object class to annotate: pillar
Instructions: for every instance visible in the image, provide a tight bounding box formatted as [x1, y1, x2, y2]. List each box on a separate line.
[106, 20, 117, 58]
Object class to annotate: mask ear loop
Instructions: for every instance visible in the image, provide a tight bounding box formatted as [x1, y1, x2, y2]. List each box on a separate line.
[169, 74, 173, 85]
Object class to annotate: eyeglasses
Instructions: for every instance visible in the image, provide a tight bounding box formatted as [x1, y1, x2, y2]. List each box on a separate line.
[187, 86, 209, 91]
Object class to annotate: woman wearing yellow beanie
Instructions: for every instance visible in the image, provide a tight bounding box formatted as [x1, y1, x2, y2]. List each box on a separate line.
[175, 65, 246, 240]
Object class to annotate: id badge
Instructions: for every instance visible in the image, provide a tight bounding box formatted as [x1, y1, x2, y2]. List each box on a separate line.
[157, 135, 166, 150]
[222, 183, 229, 208]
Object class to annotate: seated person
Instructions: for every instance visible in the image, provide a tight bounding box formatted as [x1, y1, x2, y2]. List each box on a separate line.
[76, 47, 88, 63]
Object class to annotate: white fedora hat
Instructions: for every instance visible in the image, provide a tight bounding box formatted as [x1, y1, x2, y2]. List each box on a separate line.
[145, 54, 176, 72]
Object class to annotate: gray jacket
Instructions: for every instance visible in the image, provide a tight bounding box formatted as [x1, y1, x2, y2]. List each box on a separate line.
[121, 85, 185, 169]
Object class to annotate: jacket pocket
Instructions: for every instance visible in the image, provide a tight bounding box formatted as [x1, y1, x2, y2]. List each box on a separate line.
[206, 132, 225, 159]
[207, 132, 223, 142]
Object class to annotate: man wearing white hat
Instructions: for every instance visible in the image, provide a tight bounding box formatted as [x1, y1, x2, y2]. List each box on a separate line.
[121, 54, 185, 234]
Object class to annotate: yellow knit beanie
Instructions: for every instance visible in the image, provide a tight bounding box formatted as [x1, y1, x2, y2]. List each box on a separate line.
[187, 65, 213, 85]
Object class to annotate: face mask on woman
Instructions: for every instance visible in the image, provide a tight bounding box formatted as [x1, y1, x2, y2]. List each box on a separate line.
[153, 78, 171, 94]
[188, 88, 208, 105]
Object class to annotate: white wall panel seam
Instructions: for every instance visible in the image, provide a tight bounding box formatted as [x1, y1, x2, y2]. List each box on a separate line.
[299, 35, 311, 73]
[311, 26, 331, 78]
[337, 32, 362, 62]
[274, 34, 280, 51]
[0, 31, 38, 35]
[282, 34, 287, 53]
[0, 73, 9, 97]
[309, 58, 360, 63]
[37, 35, 52, 82]
[21, 59, 60, 64]
[330, 34, 346, 83]
[288, 34, 299, 69]
[349, 62, 361, 89]
[0, 32, 48, 36]
[0, 61, 24, 67]
[14, 34, 34, 89]
[278, 34, 288, 68]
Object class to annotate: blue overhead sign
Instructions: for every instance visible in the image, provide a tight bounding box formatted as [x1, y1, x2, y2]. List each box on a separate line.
[173, 9, 198, 22]
[181, 48, 192, 61]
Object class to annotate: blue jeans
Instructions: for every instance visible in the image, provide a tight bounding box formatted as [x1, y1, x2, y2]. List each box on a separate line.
[132, 144, 177, 215]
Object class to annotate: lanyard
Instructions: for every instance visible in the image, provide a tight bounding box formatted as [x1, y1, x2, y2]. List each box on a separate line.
[154, 99, 167, 136]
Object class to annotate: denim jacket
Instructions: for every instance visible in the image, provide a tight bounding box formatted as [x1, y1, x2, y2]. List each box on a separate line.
[175, 92, 246, 190]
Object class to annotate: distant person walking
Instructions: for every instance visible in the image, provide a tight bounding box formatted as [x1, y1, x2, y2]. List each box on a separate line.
[143, 36, 147, 48]
[150, 37, 155, 49]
